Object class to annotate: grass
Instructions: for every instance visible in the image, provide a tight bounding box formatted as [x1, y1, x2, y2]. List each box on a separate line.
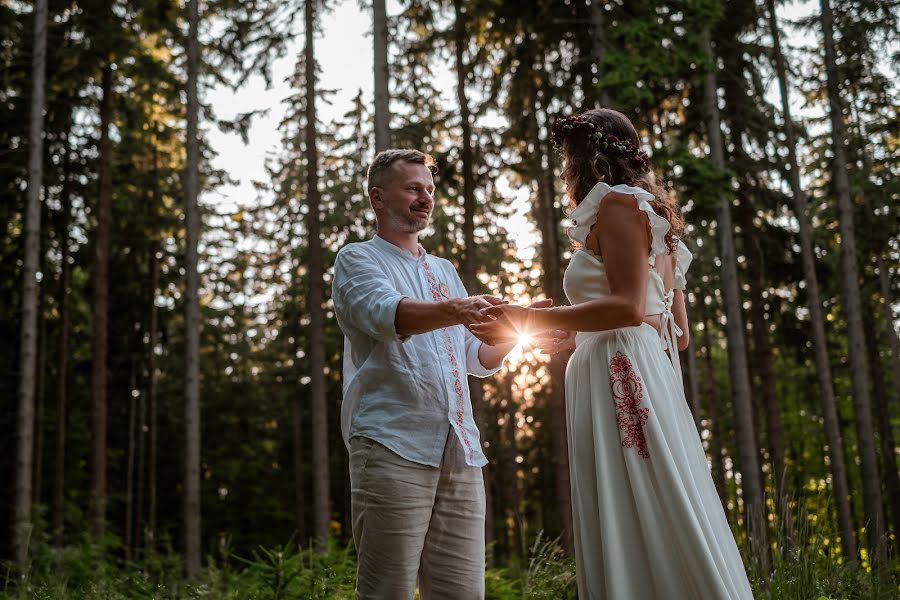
[2, 527, 897, 599]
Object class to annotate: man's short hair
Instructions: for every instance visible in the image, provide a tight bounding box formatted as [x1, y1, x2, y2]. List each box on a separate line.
[367, 149, 438, 192]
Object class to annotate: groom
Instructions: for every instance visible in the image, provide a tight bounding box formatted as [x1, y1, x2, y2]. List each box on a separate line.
[332, 149, 532, 599]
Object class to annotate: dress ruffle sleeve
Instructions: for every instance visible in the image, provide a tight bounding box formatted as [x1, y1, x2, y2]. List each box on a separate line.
[673, 240, 693, 290]
[565, 181, 670, 264]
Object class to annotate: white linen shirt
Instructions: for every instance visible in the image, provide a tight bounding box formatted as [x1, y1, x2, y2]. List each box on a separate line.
[332, 235, 499, 468]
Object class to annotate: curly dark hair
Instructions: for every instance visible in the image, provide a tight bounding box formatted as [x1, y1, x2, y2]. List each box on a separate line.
[554, 108, 684, 252]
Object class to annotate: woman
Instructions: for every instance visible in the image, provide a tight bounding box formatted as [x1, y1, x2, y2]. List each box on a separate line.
[471, 109, 754, 599]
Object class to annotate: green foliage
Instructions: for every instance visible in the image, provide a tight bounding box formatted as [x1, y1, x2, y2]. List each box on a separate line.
[6, 527, 898, 599]
[520, 534, 577, 600]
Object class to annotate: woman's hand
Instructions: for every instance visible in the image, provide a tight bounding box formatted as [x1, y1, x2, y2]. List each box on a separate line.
[531, 329, 577, 354]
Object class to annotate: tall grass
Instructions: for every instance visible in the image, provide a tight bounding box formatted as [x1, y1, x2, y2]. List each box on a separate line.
[2, 522, 896, 599]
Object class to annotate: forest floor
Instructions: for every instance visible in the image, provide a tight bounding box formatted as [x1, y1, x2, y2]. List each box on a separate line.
[1, 530, 898, 599]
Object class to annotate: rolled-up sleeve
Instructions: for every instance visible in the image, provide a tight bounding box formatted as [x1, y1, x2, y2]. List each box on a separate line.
[465, 330, 502, 377]
[333, 246, 407, 342]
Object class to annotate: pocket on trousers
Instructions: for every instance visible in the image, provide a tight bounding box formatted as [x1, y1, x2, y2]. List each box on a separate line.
[349, 436, 377, 487]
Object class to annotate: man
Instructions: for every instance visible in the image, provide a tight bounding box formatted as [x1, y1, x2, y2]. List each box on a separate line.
[332, 149, 537, 599]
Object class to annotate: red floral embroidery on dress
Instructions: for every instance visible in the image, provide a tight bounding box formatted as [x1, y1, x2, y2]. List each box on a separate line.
[608, 351, 650, 459]
[421, 260, 476, 464]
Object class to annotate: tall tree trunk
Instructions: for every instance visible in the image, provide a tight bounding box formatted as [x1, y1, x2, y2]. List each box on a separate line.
[680, 339, 703, 432]
[736, 194, 787, 516]
[53, 131, 72, 546]
[530, 96, 573, 552]
[373, 0, 390, 151]
[875, 257, 900, 538]
[292, 392, 307, 544]
[134, 372, 146, 553]
[588, 0, 611, 106]
[90, 63, 113, 535]
[864, 309, 900, 540]
[124, 363, 137, 559]
[701, 317, 729, 515]
[304, 0, 331, 543]
[453, 0, 493, 548]
[33, 294, 47, 507]
[146, 243, 159, 551]
[820, 0, 886, 559]
[183, 0, 203, 576]
[879, 256, 900, 416]
[502, 375, 523, 558]
[700, 28, 766, 557]
[146, 140, 161, 552]
[765, 0, 855, 558]
[13, 0, 47, 564]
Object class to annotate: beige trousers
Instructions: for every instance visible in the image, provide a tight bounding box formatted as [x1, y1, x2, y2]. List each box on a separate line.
[349, 433, 486, 600]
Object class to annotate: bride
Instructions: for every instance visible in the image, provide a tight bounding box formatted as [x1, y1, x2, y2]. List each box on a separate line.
[471, 108, 754, 599]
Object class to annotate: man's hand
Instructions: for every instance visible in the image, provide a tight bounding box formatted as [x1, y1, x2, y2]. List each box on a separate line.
[452, 295, 507, 327]
[531, 329, 577, 354]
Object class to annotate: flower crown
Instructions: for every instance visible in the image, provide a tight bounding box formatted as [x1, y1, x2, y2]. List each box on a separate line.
[551, 115, 651, 172]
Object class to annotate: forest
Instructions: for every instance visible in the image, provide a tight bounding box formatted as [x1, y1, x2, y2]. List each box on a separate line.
[1, 0, 898, 598]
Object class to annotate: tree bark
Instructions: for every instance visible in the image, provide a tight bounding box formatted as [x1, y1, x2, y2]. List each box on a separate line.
[764, 0, 855, 558]
[736, 194, 787, 513]
[879, 256, 900, 420]
[146, 243, 159, 551]
[820, 0, 886, 559]
[502, 376, 523, 558]
[453, 0, 493, 548]
[183, 0, 203, 576]
[588, 0, 611, 106]
[90, 61, 113, 537]
[304, 0, 332, 544]
[680, 339, 703, 433]
[864, 299, 900, 540]
[531, 97, 573, 552]
[373, 0, 390, 151]
[33, 293, 47, 507]
[53, 128, 72, 546]
[125, 364, 137, 559]
[13, 0, 47, 564]
[700, 27, 766, 556]
[292, 382, 307, 544]
[134, 370, 146, 553]
[701, 317, 730, 515]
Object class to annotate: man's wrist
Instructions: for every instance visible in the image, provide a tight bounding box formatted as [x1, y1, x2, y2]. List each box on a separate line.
[444, 297, 463, 326]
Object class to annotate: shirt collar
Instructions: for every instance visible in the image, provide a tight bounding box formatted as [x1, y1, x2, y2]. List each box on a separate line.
[372, 234, 427, 262]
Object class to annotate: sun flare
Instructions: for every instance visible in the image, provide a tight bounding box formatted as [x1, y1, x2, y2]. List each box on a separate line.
[517, 332, 533, 347]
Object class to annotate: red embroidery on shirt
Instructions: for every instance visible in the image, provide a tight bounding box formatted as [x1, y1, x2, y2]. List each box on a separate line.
[609, 351, 650, 459]
[421, 260, 476, 464]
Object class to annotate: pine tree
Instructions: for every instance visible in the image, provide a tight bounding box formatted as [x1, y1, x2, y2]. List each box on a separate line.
[12, 0, 48, 565]
[819, 0, 885, 560]
[183, 0, 202, 576]
[699, 20, 767, 558]
[764, 0, 855, 558]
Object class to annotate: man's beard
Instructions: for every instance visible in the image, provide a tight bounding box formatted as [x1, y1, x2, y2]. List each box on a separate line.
[386, 204, 430, 233]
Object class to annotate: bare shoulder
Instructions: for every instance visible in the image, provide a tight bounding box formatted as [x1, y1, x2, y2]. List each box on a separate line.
[596, 191, 644, 226]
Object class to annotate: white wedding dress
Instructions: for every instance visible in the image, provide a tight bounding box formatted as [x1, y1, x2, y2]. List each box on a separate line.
[562, 182, 754, 599]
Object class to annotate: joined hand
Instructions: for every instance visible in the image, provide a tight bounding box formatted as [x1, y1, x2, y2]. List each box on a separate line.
[454, 295, 507, 327]
[468, 298, 553, 346]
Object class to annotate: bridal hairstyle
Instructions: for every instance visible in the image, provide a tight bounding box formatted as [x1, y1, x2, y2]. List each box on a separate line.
[552, 108, 684, 252]
[367, 149, 438, 193]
